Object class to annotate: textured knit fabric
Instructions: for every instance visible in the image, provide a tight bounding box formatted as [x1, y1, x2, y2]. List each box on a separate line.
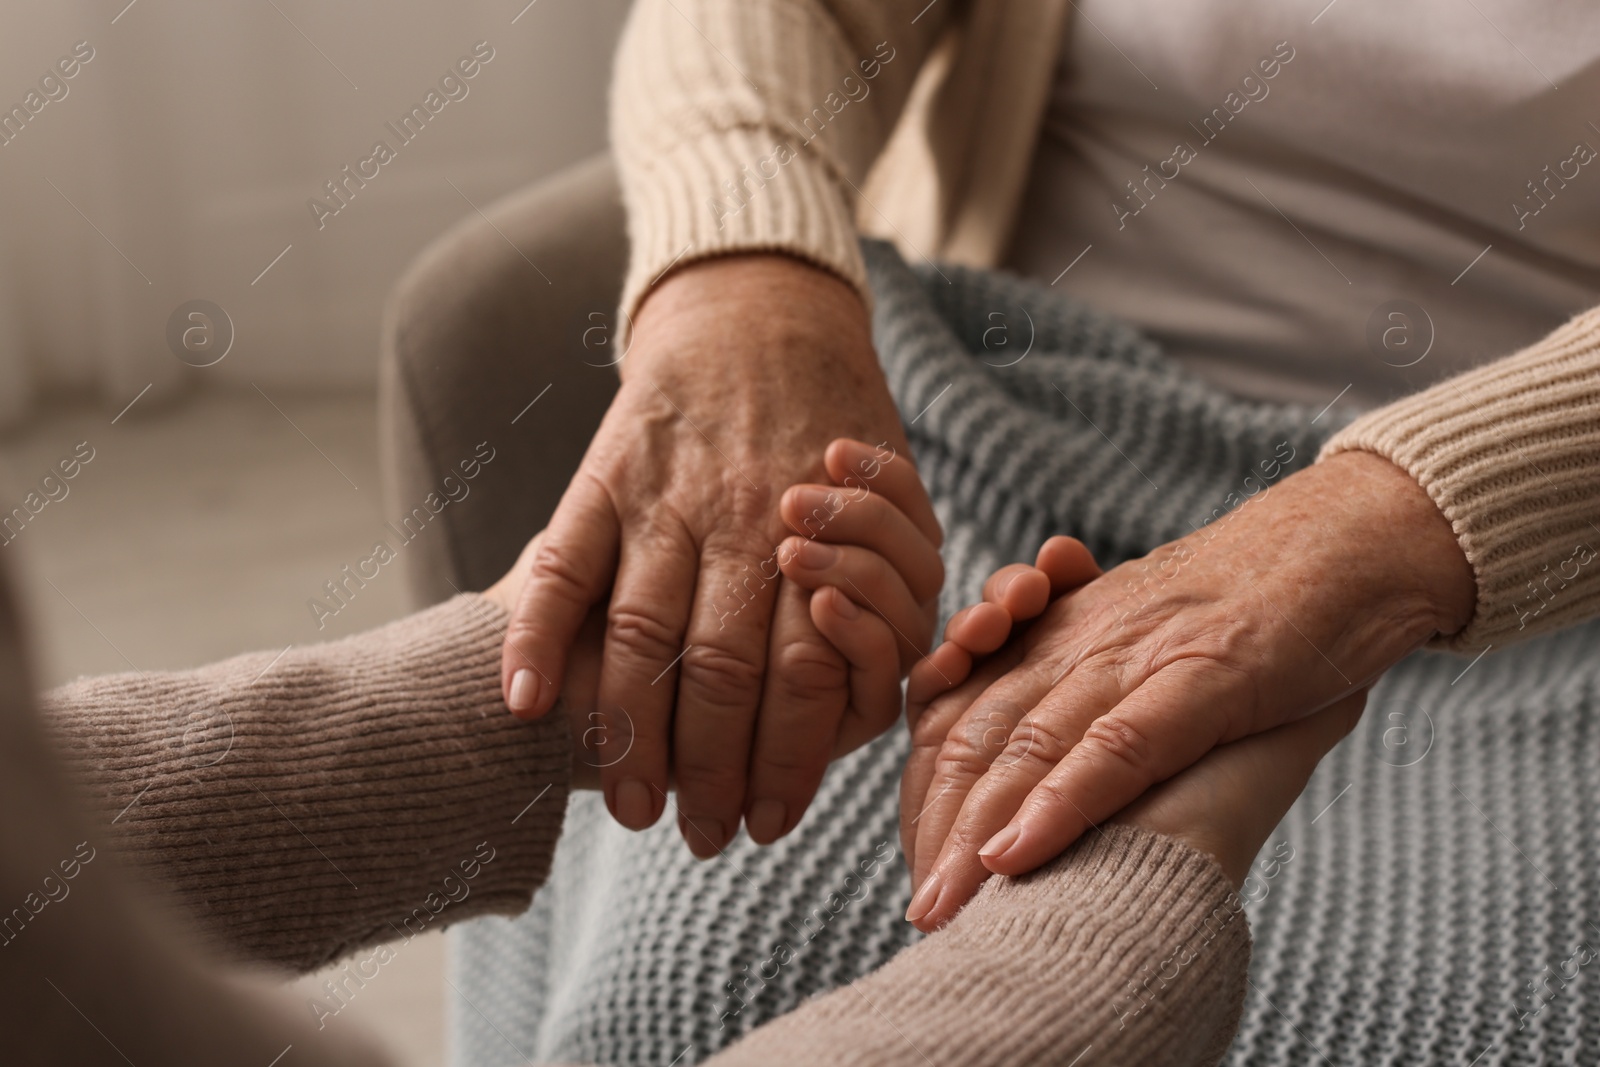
[17, 571, 1248, 1066]
[609, 0, 1600, 656]
[1321, 306, 1600, 651]
[0, 590, 565, 1067]
[42, 594, 574, 974]
[706, 826, 1250, 1067]
[454, 241, 1600, 1066]
[608, 0, 1071, 328]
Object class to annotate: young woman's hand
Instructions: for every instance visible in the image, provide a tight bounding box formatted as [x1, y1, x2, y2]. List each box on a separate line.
[1112, 692, 1366, 887]
[759, 438, 943, 839]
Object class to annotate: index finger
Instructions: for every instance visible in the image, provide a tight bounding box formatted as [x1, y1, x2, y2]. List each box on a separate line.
[502, 473, 619, 718]
[898, 643, 1028, 885]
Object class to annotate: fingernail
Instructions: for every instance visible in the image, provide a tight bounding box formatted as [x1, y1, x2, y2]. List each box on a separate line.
[794, 539, 839, 569]
[681, 814, 726, 859]
[508, 668, 541, 715]
[830, 590, 861, 619]
[904, 871, 942, 924]
[746, 799, 787, 843]
[979, 824, 1021, 861]
[614, 778, 654, 829]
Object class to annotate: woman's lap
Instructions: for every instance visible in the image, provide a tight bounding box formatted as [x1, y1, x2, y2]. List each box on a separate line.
[1225, 624, 1600, 1065]
[442, 621, 1600, 1067]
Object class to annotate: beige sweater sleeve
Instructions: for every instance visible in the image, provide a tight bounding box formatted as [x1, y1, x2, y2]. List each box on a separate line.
[1322, 306, 1600, 651]
[40, 594, 573, 973]
[706, 825, 1251, 1067]
[610, 0, 956, 327]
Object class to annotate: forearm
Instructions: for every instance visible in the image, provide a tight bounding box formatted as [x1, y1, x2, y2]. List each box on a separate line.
[1322, 304, 1600, 650]
[41, 594, 571, 973]
[610, 0, 954, 330]
[708, 827, 1250, 1067]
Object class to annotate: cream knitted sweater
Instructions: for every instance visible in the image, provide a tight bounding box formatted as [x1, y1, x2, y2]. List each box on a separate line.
[611, 0, 1600, 650]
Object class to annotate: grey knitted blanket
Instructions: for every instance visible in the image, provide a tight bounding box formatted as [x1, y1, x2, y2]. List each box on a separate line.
[452, 241, 1600, 1066]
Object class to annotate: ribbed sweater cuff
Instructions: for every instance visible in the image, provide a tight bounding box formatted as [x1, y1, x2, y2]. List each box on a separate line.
[42, 594, 571, 973]
[707, 826, 1250, 1067]
[617, 129, 870, 343]
[1321, 306, 1600, 651]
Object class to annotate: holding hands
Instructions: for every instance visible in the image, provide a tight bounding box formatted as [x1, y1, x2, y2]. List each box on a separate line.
[498, 256, 939, 856]
[497, 274, 1473, 926]
[898, 450, 1475, 929]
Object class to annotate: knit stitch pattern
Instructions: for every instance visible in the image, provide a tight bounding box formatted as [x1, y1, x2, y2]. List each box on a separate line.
[452, 241, 1600, 1066]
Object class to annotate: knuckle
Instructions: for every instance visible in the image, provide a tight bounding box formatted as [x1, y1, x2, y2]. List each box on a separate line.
[679, 641, 765, 705]
[1078, 715, 1156, 776]
[529, 539, 594, 601]
[908, 695, 971, 751]
[770, 634, 847, 702]
[930, 734, 997, 786]
[751, 749, 809, 778]
[908, 715, 949, 755]
[709, 476, 776, 528]
[1002, 717, 1075, 770]
[752, 741, 826, 779]
[674, 757, 748, 801]
[605, 606, 682, 664]
[1028, 775, 1083, 820]
[502, 614, 544, 648]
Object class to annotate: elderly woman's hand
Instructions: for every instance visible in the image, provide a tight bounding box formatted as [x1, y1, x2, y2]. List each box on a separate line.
[488, 508, 926, 795]
[901, 450, 1475, 930]
[497, 256, 939, 856]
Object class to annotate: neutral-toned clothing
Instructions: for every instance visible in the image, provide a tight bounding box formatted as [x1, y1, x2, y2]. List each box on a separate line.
[609, 0, 1600, 652]
[379, 162, 1263, 1065]
[377, 183, 1600, 1067]
[4, 565, 1248, 1065]
[1009, 3, 1600, 407]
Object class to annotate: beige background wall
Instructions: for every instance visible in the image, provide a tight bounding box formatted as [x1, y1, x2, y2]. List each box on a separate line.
[0, 3, 631, 1062]
[0, 0, 629, 425]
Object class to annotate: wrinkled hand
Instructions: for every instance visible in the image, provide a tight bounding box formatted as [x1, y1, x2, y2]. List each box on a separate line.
[490, 451, 937, 790]
[499, 255, 939, 856]
[902, 451, 1475, 929]
[486, 532, 605, 790]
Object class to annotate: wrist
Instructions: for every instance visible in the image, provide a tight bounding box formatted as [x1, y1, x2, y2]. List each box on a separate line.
[1318, 450, 1476, 637]
[624, 253, 876, 380]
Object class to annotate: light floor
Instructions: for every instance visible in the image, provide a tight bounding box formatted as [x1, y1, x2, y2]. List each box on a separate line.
[1, 389, 447, 1067]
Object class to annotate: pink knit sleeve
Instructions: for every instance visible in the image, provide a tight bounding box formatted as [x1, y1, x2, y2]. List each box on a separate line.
[706, 826, 1251, 1067]
[41, 594, 572, 972]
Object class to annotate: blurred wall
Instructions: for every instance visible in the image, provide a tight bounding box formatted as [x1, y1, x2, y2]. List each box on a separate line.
[0, 0, 630, 427]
